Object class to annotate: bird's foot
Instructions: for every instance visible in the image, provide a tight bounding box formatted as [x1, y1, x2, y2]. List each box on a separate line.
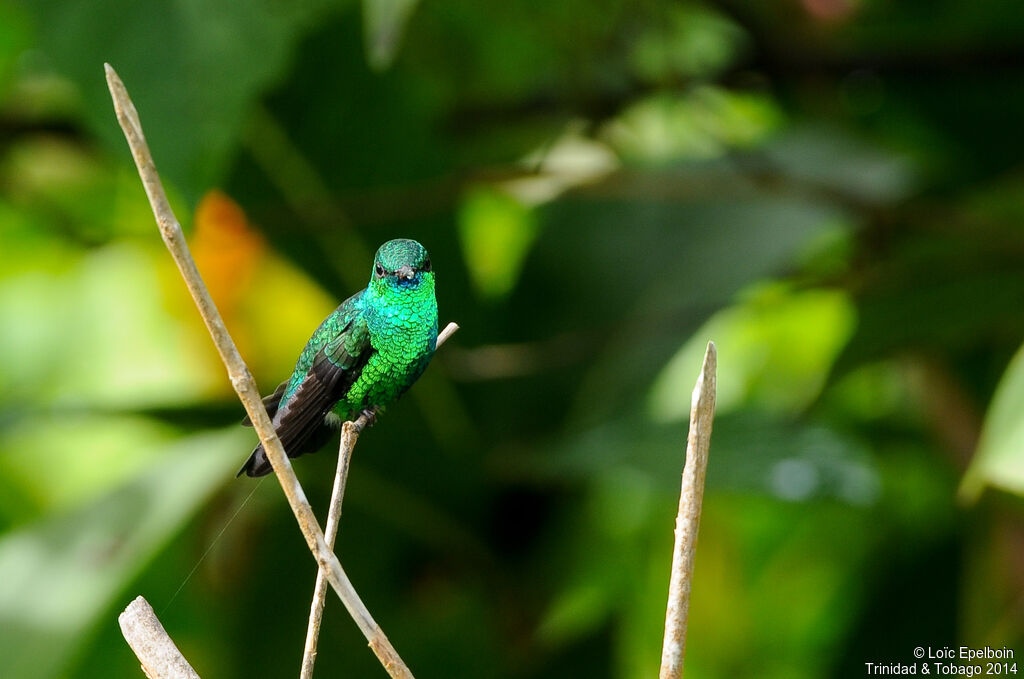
[354, 407, 380, 433]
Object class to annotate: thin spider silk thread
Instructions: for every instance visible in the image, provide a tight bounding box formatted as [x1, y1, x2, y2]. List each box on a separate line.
[163, 477, 266, 613]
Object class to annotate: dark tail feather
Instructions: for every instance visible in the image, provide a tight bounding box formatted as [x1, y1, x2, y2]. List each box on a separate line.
[237, 444, 273, 478]
[237, 423, 335, 478]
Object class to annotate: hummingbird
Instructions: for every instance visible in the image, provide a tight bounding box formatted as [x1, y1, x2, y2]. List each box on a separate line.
[238, 238, 438, 477]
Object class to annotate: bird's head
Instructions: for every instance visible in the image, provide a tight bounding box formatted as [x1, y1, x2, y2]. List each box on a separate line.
[369, 239, 433, 294]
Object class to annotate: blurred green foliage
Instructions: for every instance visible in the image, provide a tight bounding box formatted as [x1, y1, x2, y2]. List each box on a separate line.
[1, 1, 1023, 678]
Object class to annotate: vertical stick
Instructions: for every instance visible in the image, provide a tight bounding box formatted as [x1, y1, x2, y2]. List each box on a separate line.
[300, 421, 359, 679]
[659, 341, 716, 679]
[300, 322, 458, 679]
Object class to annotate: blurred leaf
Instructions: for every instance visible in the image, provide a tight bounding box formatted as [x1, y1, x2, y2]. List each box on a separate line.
[823, 359, 920, 424]
[0, 426, 246, 679]
[602, 87, 782, 164]
[501, 125, 619, 206]
[0, 414, 176, 528]
[537, 577, 611, 645]
[0, 197, 79, 275]
[530, 187, 849, 428]
[458, 186, 538, 299]
[649, 283, 856, 420]
[0, 241, 220, 409]
[28, 0, 346, 198]
[362, 0, 420, 70]
[961, 342, 1024, 500]
[3, 135, 133, 245]
[628, 2, 746, 84]
[5, 136, 104, 204]
[760, 125, 918, 205]
[683, 497, 875, 679]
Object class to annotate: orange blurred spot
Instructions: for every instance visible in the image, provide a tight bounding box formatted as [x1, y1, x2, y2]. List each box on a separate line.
[192, 190, 266, 320]
[190, 191, 267, 365]
[802, 0, 857, 22]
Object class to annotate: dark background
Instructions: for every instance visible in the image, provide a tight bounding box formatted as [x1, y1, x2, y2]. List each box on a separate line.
[1, 1, 1023, 677]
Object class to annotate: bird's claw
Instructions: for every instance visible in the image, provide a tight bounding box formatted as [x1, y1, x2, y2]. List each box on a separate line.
[354, 407, 380, 433]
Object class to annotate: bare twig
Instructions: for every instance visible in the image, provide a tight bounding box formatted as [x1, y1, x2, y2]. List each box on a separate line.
[119, 596, 201, 679]
[659, 341, 716, 679]
[300, 322, 458, 679]
[435, 320, 460, 348]
[300, 419, 360, 679]
[105, 63, 418, 679]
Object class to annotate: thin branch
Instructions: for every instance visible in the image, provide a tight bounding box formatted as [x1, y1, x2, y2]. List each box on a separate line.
[119, 596, 201, 679]
[436, 321, 460, 348]
[300, 419, 360, 679]
[300, 322, 459, 679]
[105, 63, 417, 679]
[659, 341, 717, 679]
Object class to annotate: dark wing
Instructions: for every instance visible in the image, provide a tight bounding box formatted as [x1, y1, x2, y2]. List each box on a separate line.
[269, 329, 368, 453]
[238, 315, 372, 477]
[240, 380, 289, 426]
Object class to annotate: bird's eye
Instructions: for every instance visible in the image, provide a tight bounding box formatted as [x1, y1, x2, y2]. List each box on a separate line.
[422, 257, 431, 272]
[375, 263, 385, 278]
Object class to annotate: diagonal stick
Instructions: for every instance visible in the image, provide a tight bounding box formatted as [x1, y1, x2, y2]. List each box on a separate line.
[105, 63, 419, 679]
[120, 596, 201, 679]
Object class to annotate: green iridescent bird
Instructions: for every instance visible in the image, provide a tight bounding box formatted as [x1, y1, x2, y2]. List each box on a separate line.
[239, 238, 438, 477]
